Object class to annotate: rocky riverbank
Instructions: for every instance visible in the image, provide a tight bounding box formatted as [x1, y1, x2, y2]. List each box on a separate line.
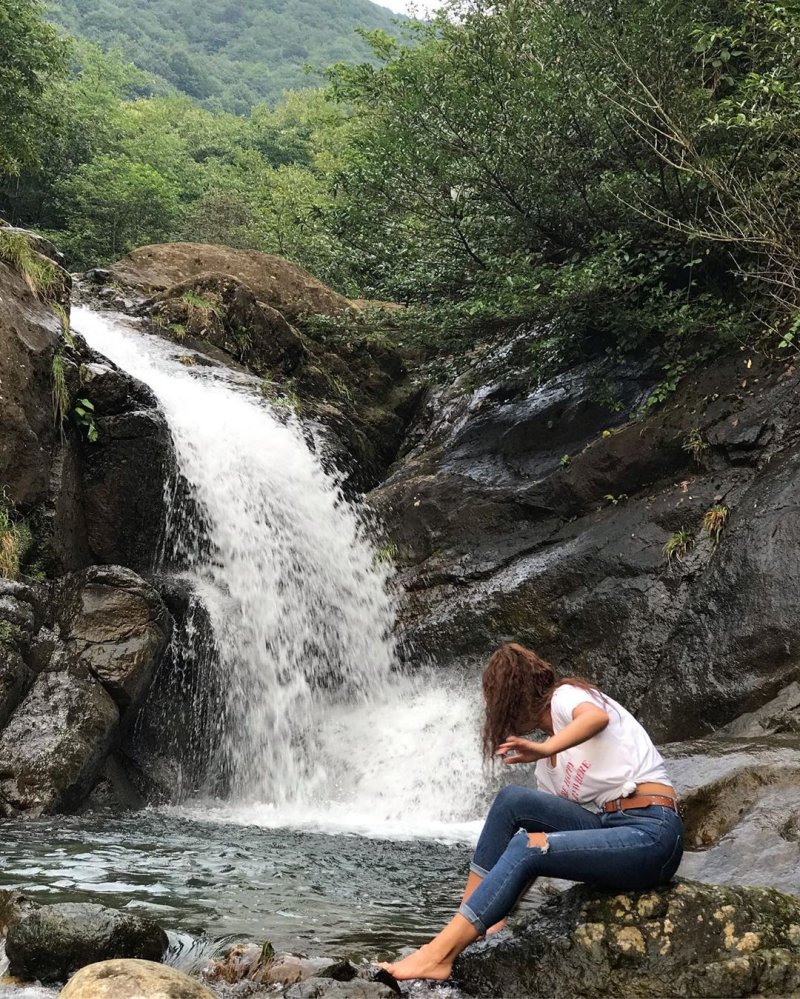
[4, 876, 800, 998]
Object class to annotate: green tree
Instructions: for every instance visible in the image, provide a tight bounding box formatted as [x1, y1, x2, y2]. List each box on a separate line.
[53, 153, 182, 264]
[0, 0, 68, 174]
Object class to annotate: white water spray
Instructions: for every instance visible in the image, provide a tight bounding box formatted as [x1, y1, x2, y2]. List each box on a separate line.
[73, 307, 485, 840]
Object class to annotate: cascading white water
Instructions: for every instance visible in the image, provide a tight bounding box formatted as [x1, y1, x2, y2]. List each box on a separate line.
[73, 307, 486, 841]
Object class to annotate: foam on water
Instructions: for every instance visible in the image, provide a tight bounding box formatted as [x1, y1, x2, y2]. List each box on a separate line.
[73, 307, 486, 837]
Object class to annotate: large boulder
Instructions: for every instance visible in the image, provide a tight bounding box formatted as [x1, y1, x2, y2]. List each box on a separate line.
[0, 668, 118, 815]
[454, 880, 800, 998]
[374, 346, 800, 740]
[0, 566, 172, 815]
[51, 565, 172, 711]
[665, 733, 800, 895]
[150, 272, 308, 376]
[98, 241, 420, 490]
[109, 242, 352, 319]
[60, 960, 216, 999]
[6, 906, 167, 984]
[60, 960, 215, 999]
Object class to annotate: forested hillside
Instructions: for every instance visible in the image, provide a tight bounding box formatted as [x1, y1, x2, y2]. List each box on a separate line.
[46, 0, 402, 110]
[3, 0, 800, 397]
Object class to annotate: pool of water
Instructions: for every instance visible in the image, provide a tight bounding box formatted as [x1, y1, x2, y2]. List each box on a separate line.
[0, 810, 477, 962]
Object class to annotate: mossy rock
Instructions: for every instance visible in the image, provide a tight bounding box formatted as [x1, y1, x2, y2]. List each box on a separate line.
[454, 880, 800, 997]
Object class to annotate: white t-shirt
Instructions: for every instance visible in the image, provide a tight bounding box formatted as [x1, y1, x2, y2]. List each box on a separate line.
[534, 684, 670, 812]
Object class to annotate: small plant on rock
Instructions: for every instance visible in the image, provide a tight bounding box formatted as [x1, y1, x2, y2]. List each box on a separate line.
[72, 397, 98, 442]
[181, 290, 222, 337]
[373, 540, 399, 565]
[0, 494, 33, 580]
[51, 353, 69, 428]
[560, 453, 571, 467]
[703, 504, 729, 547]
[663, 528, 694, 564]
[682, 428, 708, 465]
[260, 379, 301, 412]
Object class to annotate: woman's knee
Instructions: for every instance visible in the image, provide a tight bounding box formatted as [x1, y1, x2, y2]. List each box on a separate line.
[490, 784, 547, 819]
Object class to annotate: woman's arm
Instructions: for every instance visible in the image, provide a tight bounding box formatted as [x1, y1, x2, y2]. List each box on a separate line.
[497, 702, 610, 764]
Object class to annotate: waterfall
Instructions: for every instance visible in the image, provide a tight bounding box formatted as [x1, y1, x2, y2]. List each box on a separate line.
[73, 307, 485, 841]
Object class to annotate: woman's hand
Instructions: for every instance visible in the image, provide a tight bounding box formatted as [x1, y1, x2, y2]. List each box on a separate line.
[495, 735, 552, 765]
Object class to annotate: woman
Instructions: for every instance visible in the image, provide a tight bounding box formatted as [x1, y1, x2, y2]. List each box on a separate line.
[381, 642, 683, 982]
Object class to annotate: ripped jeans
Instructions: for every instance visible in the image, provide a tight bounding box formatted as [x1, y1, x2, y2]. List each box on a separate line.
[459, 785, 684, 935]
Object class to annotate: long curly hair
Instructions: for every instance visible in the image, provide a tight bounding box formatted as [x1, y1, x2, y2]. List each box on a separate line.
[481, 642, 601, 760]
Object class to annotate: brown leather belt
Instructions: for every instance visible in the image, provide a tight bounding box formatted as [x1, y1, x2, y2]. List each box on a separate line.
[603, 793, 678, 813]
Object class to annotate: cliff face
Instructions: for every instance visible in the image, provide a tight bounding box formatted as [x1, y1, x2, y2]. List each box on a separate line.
[372, 344, 800, 742]
[0, 229, 174, 816]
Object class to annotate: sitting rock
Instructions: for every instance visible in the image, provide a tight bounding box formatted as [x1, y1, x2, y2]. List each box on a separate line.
[59, 959, 214, 998]
[7, 903, 167, 983]
[453, 880, 800, 997]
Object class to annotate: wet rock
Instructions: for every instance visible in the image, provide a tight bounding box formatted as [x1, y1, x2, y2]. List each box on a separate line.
[0, 669, 118, 815]
[207, 943, 342, 988]
[284, 979, 397, 999]
[0, 889, 39, 935]
[454, 880, 800, 998]
[83, 268, 111, 285]
[51, 565, 172, 711]
[7, 904, 167, 983]
[0, 582, 39, 727]
[718, 681, 800, 738]
[110, 242, 353, 319]
[75, 350, 172, 572]
[131, 575, 219, 801]
[0, 566, 172, 815]
[374, 348, 800, 740]
[59, 959, 212, 999]
[0, 645, 34, 731]
[666, 736, 800, 895]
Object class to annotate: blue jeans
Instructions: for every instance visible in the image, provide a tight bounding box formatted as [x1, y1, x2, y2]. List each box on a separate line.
[459, 785, 684, 935]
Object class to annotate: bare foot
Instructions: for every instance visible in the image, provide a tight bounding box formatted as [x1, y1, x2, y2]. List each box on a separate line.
[486, 919, 507, 935]
[379, 944, 454, 982]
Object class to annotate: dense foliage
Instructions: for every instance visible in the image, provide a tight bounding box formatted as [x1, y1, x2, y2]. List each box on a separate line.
[324, 0, 800, 375]
[46, 0, 402, 112]
[3, 0, 800, 388]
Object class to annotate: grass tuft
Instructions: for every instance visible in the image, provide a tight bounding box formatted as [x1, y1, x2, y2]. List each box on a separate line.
[682, 428, 709, 464]
[51, 353, 69, 429]
[703, 504, 729, 547]
[663, 528, 694, 564]
[0, 503, 33, 580]
[0, 230, 60, 300]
